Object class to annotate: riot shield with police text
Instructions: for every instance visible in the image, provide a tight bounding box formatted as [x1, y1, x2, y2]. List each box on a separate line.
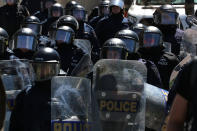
[51, 76, 96, 131]
[93, 59, 147, 131]
[0, 59, 34, 131]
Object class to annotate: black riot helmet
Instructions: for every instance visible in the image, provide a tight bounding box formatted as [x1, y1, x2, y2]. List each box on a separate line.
[49, 3, 64, 18]
[54, 26, 75, 45]
[22, 16, 42, 35]
[70, 4, 87, 22]
[32, 47, 60, 81]
[65, 0, 78, 15]
[0, 27, 9, 54]
[153, 4, 179, 26]
[139, 26, 163, 48]
[101, 38, 128, 60]
[56, 15, 79, 32]
[115, 29, 139, 53]
[132, 23, 147, 36]
[99, 0, 110, 16]
[9, 28, 38, 52]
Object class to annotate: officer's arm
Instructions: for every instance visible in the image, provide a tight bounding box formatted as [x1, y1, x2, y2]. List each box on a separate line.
[166, 94, 188, 131]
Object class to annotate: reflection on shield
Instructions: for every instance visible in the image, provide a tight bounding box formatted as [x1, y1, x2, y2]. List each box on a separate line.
[51, 76, 93, 131]
[93, 59, 147, 131]
[0, 59, 34, 130]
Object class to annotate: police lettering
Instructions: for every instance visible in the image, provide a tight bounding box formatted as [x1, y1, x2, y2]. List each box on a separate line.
[52, 121, 91, 131]
[99, 100, 137, 113]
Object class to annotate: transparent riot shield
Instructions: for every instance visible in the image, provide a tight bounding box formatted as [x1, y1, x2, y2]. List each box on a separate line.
[0, 59, 34, 131]
[70, 54, 93, 77]
[144, 83, 169, 130]
[73, 39, 92, 56]
[93, 59, 147, 131]
[0, 78, 6, 130]
[51, 76, 95, 131]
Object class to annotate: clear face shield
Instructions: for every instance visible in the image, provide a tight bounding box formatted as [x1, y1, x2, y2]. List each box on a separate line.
[143, 33, 161, 47]
[24, 24, 42, 35]
[32, 61, 60, 81]
[55, 30, 72, 45]
[120, 38, 137, 53]
[103, 47, 124, 59]
[161, 12, 178, 25]
[10, 35, 37, 52]
[72, 10, 86, 21]
[99, 6, 109, 16]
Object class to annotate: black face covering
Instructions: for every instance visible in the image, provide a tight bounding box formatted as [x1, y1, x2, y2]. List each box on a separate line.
[157, 25, 177, 35]
[14, 49, 34, 60]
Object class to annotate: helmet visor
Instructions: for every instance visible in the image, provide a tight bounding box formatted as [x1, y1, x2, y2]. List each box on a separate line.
[143, 33, 160, 47]
[32, 62, 60, 81]
[16, 35, 36, 50]
[55, 30, 72, 44]
[120, 38, 136, 53]
[100, 6, 109, 16]
[161, 12, 177, 25]
[103, 47, 123, 59]
[25, 24, 41, 34]
[72, 10, 86, 21]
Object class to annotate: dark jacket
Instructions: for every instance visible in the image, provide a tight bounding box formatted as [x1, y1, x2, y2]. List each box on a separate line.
[9, 80, 51, 131]
[138, 46, 179, 90]
[0, 4, 29, 37]
[95, 13, 129, 47]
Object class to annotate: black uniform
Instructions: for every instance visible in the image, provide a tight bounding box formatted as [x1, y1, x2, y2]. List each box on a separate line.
[76, 22, 100, 64]
[138, 47, 179, 90]
[95, 14, 129, 47]
[0, 4, 29, 37]
[56, 45, 85, 75]
[21, 0, 42, 15]
[172, 58, 197, 131]
[9, 47, 60, 131]
[9, 81, 51, 131]
[153, 4, 184, 56]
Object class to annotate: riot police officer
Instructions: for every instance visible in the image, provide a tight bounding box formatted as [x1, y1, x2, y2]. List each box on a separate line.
[89, 0, 110, 29]
[0, 27, 15, 60]
[138, 26, 179, 90]
[9, 28, 38, 60]
[56, 15, 79, 32]
[101, 38, 128, 60]
[95, 0, 129, 47]
[53, 26, 85, 75]
[115, 29, 163, 89]
[153, 4, 184, 56]
[70, 4, 100, 64]
[131, 23, 147, 37]
[35, 0, 57, 22]
[0, 0, 29, 37]
[42, 3, 64, 36]
[22, 16, 54, 48]
[9, 47, 60, 131]
[64, 0, 78, 15]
